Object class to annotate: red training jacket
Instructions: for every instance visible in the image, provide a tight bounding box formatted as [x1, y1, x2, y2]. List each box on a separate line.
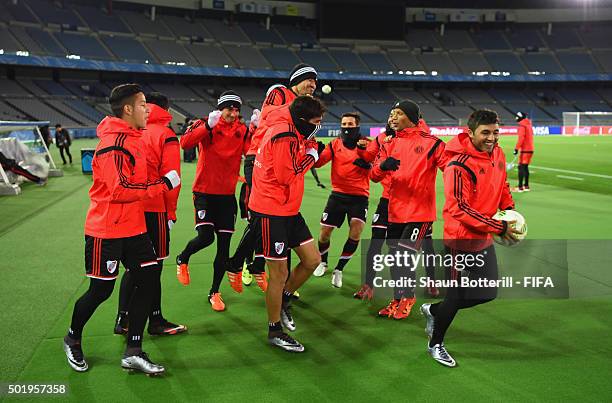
[249, 108, 317, 216]
[142, 104, 181, 220]
[313, 137, 375, 197]
[370, 125, 447, 223]
[180, 115, 249, 195]
[85, 117, 171, 239]
[515, 118, 534, 152]
[443, 132, 515, 251]
[246, 85, 297, 156]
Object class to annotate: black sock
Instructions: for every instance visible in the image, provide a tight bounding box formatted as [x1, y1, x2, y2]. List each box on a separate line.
[117, 269, 134, 316]
[149, 262, 163, 323]
[423, 237, 436, 281]
[518, 164, 525, 187]
[229, 223, 254, 271]
[318, 240, 330, 264]
[209, 232, 231, 294]
[268, 321, 282, 333]
[282, 289, 293, 305]
[335, 238, 359, 271]
[249, 256, 265, 274]
[179, 226, 214, 264]
[127, 266, 157, 349]
[69, 278, 115, 340]
[524, 164, 530, 186]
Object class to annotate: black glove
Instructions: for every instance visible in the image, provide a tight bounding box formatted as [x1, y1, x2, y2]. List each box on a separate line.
[513, 149, 518, 156]
[380, 157, 400, 171]
[317, 141, 326, 155]
[353, 158, 372, 169]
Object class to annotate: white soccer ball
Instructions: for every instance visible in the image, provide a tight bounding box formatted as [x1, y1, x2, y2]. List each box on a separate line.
[492, 210, 528, 247]
[321, 84, 332, 94]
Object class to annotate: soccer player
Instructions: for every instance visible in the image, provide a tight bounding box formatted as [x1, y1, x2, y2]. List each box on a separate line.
[0, 150, 46, 185]
[370, 100, 447, 320]
[175, 91, 251, 312]
[249, 96, 325, 352]
[353, 115, 396, 300]
[114, 92, 185, 336]
[513, 111, 534, 192]
[228, 63, 318, 287]
[420, 109, 520, 367]
[312, 112, 375, 288]
[63, 84, 180, 375]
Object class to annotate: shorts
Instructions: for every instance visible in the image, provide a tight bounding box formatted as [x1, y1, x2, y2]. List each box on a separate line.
[193, 193, 237, 233]
[387, 221, 433, 252]
[445, 244, 499, 301]
[84, 233, 158, 280]
[251, 211, 314, 260]
[519, 151, 533, 165]
[371, 197, 389, 229]
[145, 211, 169, 260]
[320, 192, 369, 228]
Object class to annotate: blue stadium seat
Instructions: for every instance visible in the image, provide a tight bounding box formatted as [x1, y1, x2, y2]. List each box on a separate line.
[456, 89, 496, 104]
[484, 52, 527, 74]
[119, 11, 174, 37]
[296, 50, 339, 72]
[101, 35, 156, 63]
[437, 30, 476, 50]
[505, 28, 546, 49]
[73, 6, 131, 33]
[160, 15, 212, 40]
[328, 50, 369, 73]
[326, 104, 362, 121]
[418, 53, 460, 74]
[54, 32, 113, 60]
[439, 105, 475, 123]
[275, 25, 317, 45]
[470, 103, 516, 124]
[593, 50, 612, 72]
[8, 27, 45, 55]
[558, 88, 603, 103]
[240, 22, 284, 45]
[387, 51, 424, 71]
[521, 53, 564, 73]
[574, 102, 612, 112]
[540, 104, 579, 120]
[556, 52, 601, 74]
[490, 89, 529, 104]
[187, 44, 234, 68]
[148, 83, 199, 100]
[470, 30, 511, 50]
[34, 80, 72, 96]
[202, 19, 250, 44]
[2, 1, 38, 23]
[334, 89, 373, 103]
[354, 103, 392, 122]
[260, 48, 301, 71]
[405, 29, 441, 49]
[542, 28, 583, 49]
[173, 101, 214, 118]
[224, 46, 271, 69]
[419, 104, 455, 125]
[364, 88, 397, 103]
[25, 27, 66, 56]
[0, 79, 29, 97]
[27, 0, 83, 27]
[145, 40, 197, 65]
[358, 52, 395, 72]
[451, 53, 491, 74]
[578, 26, 612, 49]
[64, 100, 105, 123]
[0, 28, 23, 53]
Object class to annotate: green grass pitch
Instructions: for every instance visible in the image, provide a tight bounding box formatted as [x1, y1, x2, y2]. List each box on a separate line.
[1, 135, 611, 401]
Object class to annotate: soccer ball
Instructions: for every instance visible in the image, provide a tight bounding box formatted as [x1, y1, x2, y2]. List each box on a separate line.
[321, 84, 332, 94]
[492, 210, 528, 247]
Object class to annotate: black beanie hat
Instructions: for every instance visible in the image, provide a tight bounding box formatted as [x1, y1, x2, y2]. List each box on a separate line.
[393, 99, 420, 125]
[217, 90, 242, 110]
[515, 111, 527, 122]
[289, 63, 317, 88]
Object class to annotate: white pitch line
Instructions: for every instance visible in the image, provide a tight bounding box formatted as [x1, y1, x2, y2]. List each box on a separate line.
[556, 175, 584, 181]
[530, 165, 612, 179]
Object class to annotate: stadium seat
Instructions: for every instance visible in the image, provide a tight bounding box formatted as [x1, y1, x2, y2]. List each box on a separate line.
[240, 22, 285, 45]
[419, 103, 455, 125]
[491, 89, 531, 104]
[542, 28, 583, 49]
[1, 1, 38, 23]
[260, 48, 301, 71]
[73, 5, 131, 33]
[450, 52, 492, 74]
[224, 46, 271, 70]
[202, 19, 251, 44]
[456, 89, 496, 105]
[34, 80, 72, 96]
[119, 11, 174, 37]
[144, 40, 198, 65]
[391, 88, 430, 104]
[5, 98, 83, 126]
[484, 52, 527, 74]
[328, 50, 369, 73]
[353, 103, 391, 123]
[593, 50, 612, 72]
[334, 89, 373, 103]
[0, 79, 29, 97]
[25, 27, 66, 57]
[505, 28, 546, 49]
[437, 30, 477, 50]
[386, 51, 425, 72]
[101, 35, 157, 63]
[358, 52, 396, 73]
[405, 29, 441, 49]
[556, 51, 601, 74]
[0, 27, 25, 54]
[27, 0, 84, 28]
[8, 27, 46, 55]
[160, 15, 213, 40]
[521, 53, 565, 73]
[578, 25, 612, 49]
[295, 50, 339, 72]
[275, 24, 317, 45]
[364, 88, 398, 103]
[0, 100, 28, 120]
[418, 53, 460, 74]
[54, 32, 113, 60]
[439, 105, 475, 123]
[188, 44, 235, 68]
[471, 30, 511, 50]
[148, 83, 200, 100]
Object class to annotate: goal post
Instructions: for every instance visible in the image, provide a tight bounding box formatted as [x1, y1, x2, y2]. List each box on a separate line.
[562, 112, 612, 136]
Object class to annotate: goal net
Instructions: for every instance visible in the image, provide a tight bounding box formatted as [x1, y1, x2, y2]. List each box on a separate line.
[562, 111, 612, 136]
[0, 121, 62, 195]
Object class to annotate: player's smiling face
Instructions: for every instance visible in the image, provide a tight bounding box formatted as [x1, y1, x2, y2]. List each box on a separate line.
[222, 107, 239, 123]
[469, 123, 500, 153]
[294, 79, 317, 96]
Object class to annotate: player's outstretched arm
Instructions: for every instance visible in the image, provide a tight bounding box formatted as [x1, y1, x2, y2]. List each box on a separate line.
[179, 118, 211, 150]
